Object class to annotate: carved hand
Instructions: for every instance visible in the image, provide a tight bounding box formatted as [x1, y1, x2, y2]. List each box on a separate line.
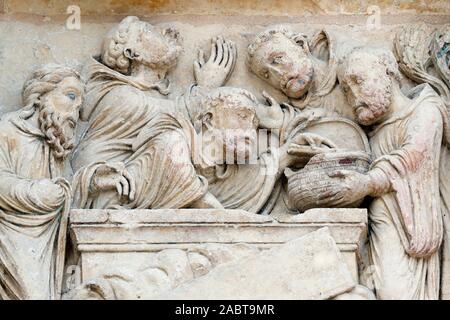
[32, 179, 66, 209]
[287, 132, 337, 158]
[256, 91, 285, 129]
[320, 170, 373, 206]
[194, 36, 237, 88]
[91, 162, 136, 202]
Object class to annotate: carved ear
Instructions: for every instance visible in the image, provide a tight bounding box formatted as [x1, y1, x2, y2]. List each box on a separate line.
[124, 48, 139, 60]
[162, 27, 181, 45]
[292, 33, 310, 53]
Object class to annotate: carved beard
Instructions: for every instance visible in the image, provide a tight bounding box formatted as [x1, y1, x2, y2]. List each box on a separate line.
[355, 80, 392, 126]
[38, 105, 75, 160]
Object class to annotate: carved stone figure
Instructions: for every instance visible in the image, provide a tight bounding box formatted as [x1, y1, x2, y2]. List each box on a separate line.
[71, 16, 236, 210]
[0, 64, 84, 299]
[247, 25, 354, 119]
[246, 25, 368, 216]
[187, 86, 334, 214]
[394, 23, 450, 104]
[431, 24, 450, 301]
[2, 7, 450, 300]
[395, 24, 450, 299]
[334, 46, 450, 299]
[431, 25, 450, 90]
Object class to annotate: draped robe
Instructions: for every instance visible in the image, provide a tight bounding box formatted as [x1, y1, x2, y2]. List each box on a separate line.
[0, 112, 71, 300]
[72, 57, 207, 209]
[366, 84, 450, 299]
[196, 151, 279, 214]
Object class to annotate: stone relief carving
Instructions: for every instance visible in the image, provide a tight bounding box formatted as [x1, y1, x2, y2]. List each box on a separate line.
[336, 46, 449, 299]
[394, 23, 450, 104]
[246, 25, 354, 119]
[71, 16, 235, 210]
[395, 23, 450, 299]
[431, 25, 450, 90]
[0, 14, 449, 300]
[0, 64, 83, 299]
[64, 245, 260, 300]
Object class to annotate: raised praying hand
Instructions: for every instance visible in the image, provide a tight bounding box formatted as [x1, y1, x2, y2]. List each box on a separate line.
[194, 36, 237, 88]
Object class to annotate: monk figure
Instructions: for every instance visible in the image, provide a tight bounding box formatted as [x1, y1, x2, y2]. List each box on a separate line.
[332, 46, 450, 299]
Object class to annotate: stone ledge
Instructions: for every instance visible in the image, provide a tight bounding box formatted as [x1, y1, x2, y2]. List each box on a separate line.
[70, 208, 367, 282]
[69, 208, 367, 250]
[70, 207, 367, 224]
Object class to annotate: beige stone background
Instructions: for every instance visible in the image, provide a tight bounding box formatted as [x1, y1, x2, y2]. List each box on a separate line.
[0, 0, 449, 114]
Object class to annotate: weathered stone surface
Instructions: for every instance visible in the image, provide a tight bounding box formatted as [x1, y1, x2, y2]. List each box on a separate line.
[0, 0, 449, 301]
[0, 65, 84, 300]
[69, 208, 367, 285]
[337, 45, 449, 300]
[155, 228, 355, 300]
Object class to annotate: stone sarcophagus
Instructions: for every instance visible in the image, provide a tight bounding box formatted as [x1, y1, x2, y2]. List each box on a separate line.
[68, 208, 367, 299]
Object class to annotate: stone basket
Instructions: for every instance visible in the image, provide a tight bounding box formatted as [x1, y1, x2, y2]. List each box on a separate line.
[285, 150, 371, 212]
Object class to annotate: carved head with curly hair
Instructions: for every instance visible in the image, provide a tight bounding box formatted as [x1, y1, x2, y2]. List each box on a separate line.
[247, 25, 314, 99]
[190, 87, 260, 164]
[101, 16, 182, 77]
[337, 46, 401, 126]
[21, 64, 84, 159]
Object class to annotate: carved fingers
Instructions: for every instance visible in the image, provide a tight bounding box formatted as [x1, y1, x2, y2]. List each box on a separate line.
[256, 91, 284, 129]
[262, 90, 279, 107]
[91, 162, 136, 202]
[193, 36, 237, 88]
[315, 188, 345, 207]
[298, 133, 337, 148]
[121, 168, 136, 201]
[287, 132, 337, 157]
[319, 169, 370, 206]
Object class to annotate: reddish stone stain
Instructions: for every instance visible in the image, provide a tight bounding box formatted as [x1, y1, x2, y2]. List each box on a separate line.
[339, 158, 354, 165]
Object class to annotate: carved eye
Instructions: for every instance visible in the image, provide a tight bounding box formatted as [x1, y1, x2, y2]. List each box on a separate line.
[295, 39, 305, 47]
[350, 75, 363, 85]
[272, 55, 284, 65]
[261, 71, 269, 79]
[67, 92, 77, 101]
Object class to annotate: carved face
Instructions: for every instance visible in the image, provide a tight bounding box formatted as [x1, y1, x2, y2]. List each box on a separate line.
[248, 33, 314, 99]
[38, 76, 83, 159]
[340, 54, 392, 126]
[126, 21, 179, 71]
[201, 93, 259, 164]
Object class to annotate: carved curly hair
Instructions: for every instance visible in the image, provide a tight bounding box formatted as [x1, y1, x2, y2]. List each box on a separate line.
[337, 46, 401, 83]
[188, 86, 259, 132]
[101, 16, 139, 74]
[21, 63, 82, 119]
[101, 16, 182, 74]
[247, 25, 309, 60]
[20, 64, 83, 159]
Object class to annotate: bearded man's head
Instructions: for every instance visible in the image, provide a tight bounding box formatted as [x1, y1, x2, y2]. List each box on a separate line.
[189, 87, 260, 164]
[21, 64, 84, 159]
[337, 47, 401, 126]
